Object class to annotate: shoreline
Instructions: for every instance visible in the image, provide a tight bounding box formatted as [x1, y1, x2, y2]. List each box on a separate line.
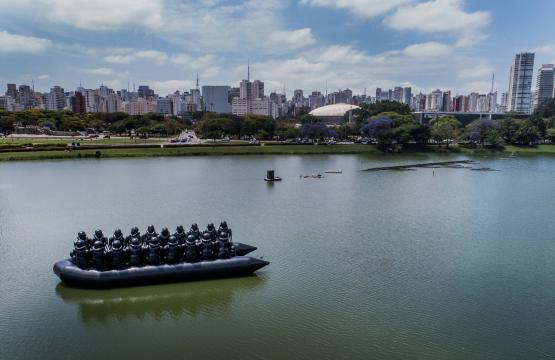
[0, 143, 553, 162]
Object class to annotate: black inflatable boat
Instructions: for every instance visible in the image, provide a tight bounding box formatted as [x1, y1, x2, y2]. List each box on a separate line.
[55, 221, 269, 288]
[54, 255, 269, 288]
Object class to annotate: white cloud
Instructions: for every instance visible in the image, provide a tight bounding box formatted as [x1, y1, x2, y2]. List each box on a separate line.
[313, 45, 370, 64]
[300, 0, 411, 18]
[402, 42, 453, 57]
[150, 80, 195, 95]
[37, 74, 50, 80]
[163, 0, 315, 54]
[269, 28, 315, 49]
[246, 41, 490, 95]
[0, 31, 52, 53]
[531, 44, 555, 55]
[531, 44, 555, 63]
[104, 50, 168, 65]
[458, 63, 493, 79]
[43, 0, 162, 30]
[458, 80, 492, 94]
[385, 0, 490, 47]
[89, 68, 114, 76]
[171, 53, 215, 69]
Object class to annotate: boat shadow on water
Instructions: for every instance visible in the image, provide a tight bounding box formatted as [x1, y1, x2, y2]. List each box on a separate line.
[55, 275, 267, 324]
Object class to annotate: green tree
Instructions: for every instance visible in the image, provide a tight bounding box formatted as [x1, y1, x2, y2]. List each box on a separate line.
[0, 113, 15, 134]
[512, 120, 539, 145]
[430, 115, 461, 146]
[545, 128, 555, 143]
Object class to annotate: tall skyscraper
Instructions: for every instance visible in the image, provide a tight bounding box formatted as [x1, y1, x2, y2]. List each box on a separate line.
[251, 80, 264, 99]
[18, 85, 32, 109]
[442, 90, 452, 112]
[44, 86, 66, 111]
[70, 92, 86, 114]
[202, 85, 231, 113]
[393, 87, 403, 103]
[402, 87, 412, 105]
[507, 52, 535, 113]
[6, 84, 17, 100]
[239, 80, 252, 100]
[533, 64, 554, 109]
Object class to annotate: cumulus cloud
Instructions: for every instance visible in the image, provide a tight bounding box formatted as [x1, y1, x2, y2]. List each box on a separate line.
[300, 0, 410, 18]
[88, 68, 114, 76]
[104, 50, 168, 65]
[402, 42, 453, 57]
[458, 63, 493, 79]
[162, 0, 316, 54]
[531, 44, 555, 63]
[269, 28, 315, 49]
[385, 0, 490, 47]
[0, 31, 52, 53]
[43, 0, 162, 30]
[249, 42, 475, 95]
[316, 45, 370, 64]
[37, 74, 50, 80]
[150, 80, 196, 95]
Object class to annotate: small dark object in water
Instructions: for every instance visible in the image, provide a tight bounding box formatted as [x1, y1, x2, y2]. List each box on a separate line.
[265, 169, 282, 181]
[471, 167, 500, 171]
[324, 170, 342, 174]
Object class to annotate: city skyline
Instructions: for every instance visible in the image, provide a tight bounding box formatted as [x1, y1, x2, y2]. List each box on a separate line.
[1, 0, 555, 96]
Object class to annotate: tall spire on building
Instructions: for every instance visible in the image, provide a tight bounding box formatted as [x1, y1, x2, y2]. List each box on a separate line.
[247, 59, 250, 82]
[196, 73, 199, 90]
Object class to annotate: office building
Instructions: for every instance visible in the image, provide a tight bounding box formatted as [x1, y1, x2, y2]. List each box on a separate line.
[202, 85, 231, 113]
[533, 64, 554, 109]
[507, 52, 535, 113]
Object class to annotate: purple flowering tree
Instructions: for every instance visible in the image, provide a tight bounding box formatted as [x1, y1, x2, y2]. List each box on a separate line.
[361, 116, 393, 144]
[301, 122, 331, 139]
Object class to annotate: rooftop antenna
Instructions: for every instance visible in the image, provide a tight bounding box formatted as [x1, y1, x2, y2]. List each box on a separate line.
[32, 78, 35, 92]
[489, 72, 495, 119]
[247, 59, 250, 82]
[133, 83, 135, 92]
[196, 73, 199, 90]
[127, 80, 130, 92]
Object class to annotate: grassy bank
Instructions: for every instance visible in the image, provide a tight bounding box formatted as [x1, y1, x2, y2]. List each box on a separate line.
[0, 144, 382, 161]
[1, 142, 554, 162]
[0, 137, 168, 150]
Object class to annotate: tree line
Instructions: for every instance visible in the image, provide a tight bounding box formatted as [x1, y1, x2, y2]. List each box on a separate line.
[2, 99, 555, 148]
[0, 109, 188, 136]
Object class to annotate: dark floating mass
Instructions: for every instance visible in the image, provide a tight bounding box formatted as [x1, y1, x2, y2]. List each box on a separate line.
[53, 222, 268, 288]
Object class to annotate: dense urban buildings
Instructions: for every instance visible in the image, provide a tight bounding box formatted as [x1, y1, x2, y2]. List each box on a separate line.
[2, 52, 554, 119]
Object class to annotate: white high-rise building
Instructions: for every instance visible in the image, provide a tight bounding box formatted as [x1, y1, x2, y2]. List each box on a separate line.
[507, 52, 535, 113]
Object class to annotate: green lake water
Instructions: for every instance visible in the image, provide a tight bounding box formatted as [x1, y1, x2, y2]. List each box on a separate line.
[0, 154, 554, 359]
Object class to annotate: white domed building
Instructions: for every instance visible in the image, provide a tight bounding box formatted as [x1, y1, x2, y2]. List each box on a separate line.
[309, 103, 360, 124]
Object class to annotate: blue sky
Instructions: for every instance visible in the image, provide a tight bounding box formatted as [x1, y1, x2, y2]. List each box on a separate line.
[0, 0, 554, 97]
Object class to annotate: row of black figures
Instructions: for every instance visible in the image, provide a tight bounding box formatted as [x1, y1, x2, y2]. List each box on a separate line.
[70, 222, 234, 270]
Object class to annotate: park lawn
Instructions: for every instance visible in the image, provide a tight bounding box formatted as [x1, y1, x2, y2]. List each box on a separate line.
[502, 144, 555, 155]
[0, 144, 381, 161]
[0, 137, 168, 147]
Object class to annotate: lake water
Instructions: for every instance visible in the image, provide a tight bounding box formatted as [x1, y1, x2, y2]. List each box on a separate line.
[0, 153, 554, 359]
